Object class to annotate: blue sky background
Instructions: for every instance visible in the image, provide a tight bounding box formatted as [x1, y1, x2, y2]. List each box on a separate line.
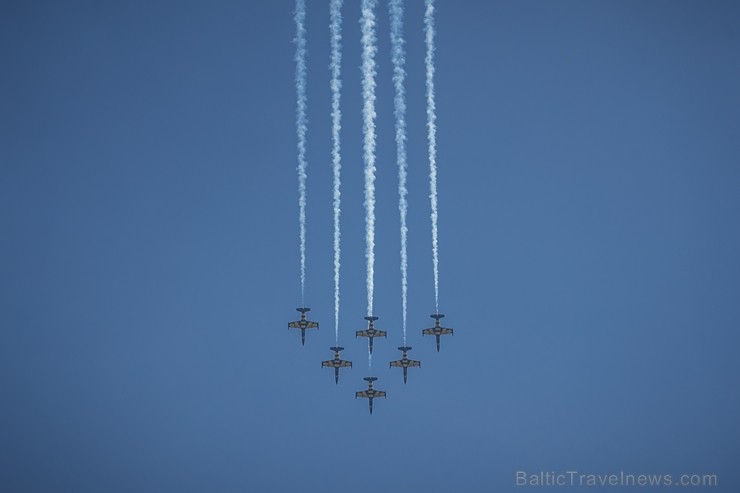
[2, 1, 739, 491]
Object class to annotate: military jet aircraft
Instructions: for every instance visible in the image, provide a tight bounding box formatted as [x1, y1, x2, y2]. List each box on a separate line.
[355, 377, 386, 415]
[389, 346, 421, 384]
[355, 316, 386, 354]
[288, 307, 318, 345]
[422, 313, 454, 352]
[321, 346, 352, 384]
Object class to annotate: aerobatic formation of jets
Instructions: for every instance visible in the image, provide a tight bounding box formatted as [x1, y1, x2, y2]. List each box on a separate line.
[289, 0, 450, 414]
[287, 308, 454, 414]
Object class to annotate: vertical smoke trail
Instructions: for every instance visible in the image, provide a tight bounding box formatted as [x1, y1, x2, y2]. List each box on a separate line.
[425, 0, 440, 313]
[361, 0, 378, 318]
[294, 0, 308, 305]
[389, 0, 408, 345]
[330, 0, 343, 345]
[361, 0, 378, 368]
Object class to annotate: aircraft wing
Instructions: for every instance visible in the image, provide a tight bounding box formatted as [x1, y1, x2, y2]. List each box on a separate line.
[338, 360, 352, 368]
[356, 390, 369, 398]
[306, 321, 318, 328]
[390, 360, 403, 368]
[422, 328, 435, 336]
[356, 330, 369, 338]
[440, 328, 454, 335]
[376, 330, 387, 338]
[408, 360, 421, 367]
[288, 321, 301, 329]
[321, 360, 333, 367]
[376, 391, 386, 398]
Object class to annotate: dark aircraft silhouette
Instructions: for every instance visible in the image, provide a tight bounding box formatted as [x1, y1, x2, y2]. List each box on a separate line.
[321, 346, 352, 384]
[355, 377, 386, 415]
[389, 346, 421, 383]
[422, 313, 453, 352]
[355, 316, 386, 354]
[288, 307, 318, 345]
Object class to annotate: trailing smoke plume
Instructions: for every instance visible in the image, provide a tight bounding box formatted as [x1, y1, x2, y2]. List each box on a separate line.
[330, 0, 343, 345]
[361, 0, 378, 319]
[389, 0, 408, 344]
[425, 0, 440, 312]
[294, 0, 308, 304]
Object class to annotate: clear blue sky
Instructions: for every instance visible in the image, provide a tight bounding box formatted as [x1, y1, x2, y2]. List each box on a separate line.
[2, 1, 739, 491]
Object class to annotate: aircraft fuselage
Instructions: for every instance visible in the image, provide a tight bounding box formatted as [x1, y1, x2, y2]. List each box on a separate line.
[321, 348, 352, 383]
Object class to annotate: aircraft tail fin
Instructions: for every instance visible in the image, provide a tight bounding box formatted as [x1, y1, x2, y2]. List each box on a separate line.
[364, 376, 378, 383]
[364, 316, 379, 322]
[430, 313, 444, 320]
[329, 346, 344, 352]
[297, 307, 311, 313]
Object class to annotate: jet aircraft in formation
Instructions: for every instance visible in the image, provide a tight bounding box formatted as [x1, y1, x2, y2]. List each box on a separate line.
[355, 376, 386, 415]
[321, 346, 352, 384]
[355, 316, 386, 354]
[422, 313, 454, 352]
[287, 308, 455, 414]
[389, 346, 421, 384]
[288, 307, 318, 345]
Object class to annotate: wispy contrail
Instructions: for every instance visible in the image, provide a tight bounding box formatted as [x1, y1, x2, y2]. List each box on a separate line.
[389, 0, 408, 345]
[294, 0, 308, 304]
[330, 0, 343, 345]
[361, 0, 378, 319]
[425, 0, 440, 313]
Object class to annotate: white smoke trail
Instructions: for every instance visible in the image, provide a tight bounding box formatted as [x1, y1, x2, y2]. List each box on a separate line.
[425, 0, 440, 313]
[330, 0, 343, 345]
[389, 0, 408, 345]
[361, 0, 378, 319]
[294, 0, 308, 304]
